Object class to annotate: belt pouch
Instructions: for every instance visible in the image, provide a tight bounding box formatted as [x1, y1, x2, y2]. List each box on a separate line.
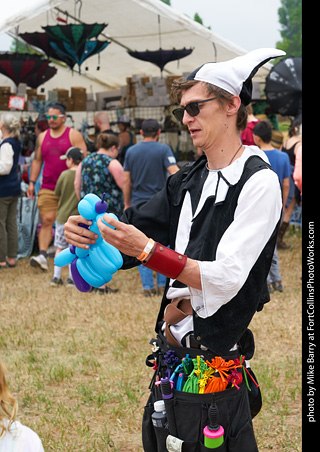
[142, 380, 258, 452]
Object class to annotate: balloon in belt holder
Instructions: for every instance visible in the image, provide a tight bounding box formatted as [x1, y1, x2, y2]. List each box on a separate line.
[54, 193, 123, 292]
[203, 397, 224, 449]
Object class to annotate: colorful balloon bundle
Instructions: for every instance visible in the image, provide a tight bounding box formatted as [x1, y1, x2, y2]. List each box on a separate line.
[54, 193, 123, 292]
[160, 350, 258, 394]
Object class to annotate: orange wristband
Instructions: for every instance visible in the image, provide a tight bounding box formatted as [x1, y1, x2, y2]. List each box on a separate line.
[137, 238, 155, 262]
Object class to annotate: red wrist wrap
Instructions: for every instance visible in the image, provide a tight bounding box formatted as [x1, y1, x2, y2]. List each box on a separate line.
[142, 242, 187, 279]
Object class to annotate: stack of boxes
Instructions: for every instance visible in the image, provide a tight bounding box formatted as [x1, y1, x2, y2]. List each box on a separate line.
[0, 74, 183, 112]
[121, 74, 181, 107]
[47, 87, 88, 111]
[71, 87, 86, 111]
[51, 88, 72, 111]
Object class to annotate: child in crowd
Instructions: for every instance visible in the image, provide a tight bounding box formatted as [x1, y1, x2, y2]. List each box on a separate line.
[0, 358, 44, 451]
[51, 146, 84, 287]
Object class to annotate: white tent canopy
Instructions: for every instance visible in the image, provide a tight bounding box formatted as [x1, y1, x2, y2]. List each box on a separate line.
[1, 0, 272, 90]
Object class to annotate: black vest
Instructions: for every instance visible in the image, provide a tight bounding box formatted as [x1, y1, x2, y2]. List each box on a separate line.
[122, 155, 281, 355]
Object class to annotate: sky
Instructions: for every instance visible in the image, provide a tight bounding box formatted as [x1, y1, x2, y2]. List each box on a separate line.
[0, 0, 283, 52]
[171, 0, 283, 51]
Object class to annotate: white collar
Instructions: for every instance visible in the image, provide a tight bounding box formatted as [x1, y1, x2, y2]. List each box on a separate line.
[211, 145, 269, 203]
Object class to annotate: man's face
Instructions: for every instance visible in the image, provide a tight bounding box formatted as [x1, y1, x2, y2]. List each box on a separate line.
[46, 108, 65, 130]
[180, 83, 224, 152]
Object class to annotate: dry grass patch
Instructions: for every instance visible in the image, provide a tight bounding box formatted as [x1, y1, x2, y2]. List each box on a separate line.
[0, 230, 301, 451]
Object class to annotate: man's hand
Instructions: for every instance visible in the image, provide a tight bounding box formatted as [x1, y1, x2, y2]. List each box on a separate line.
[64, 215, 99, 249]
[97, 214, 148, 258]
[26, 183, 35, 199]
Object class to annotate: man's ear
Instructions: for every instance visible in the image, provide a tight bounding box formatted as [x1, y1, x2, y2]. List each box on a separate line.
[252, 134, 260, 147]
[227, 95, 241, 116]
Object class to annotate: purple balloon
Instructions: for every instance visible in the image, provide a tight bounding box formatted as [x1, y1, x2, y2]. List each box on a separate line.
[70, 258, 92, 292]
[78, 223, 90, 229]
[95, 192, 108, 214]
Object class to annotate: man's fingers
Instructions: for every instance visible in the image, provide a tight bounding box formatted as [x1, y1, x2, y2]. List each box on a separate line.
[64, 215, 98, 249]
[101, 214, 122, 230]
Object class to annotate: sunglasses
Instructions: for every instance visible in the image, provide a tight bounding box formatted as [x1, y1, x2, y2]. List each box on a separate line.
[172, 97, 217, 123]
[46, 114, 64, 120]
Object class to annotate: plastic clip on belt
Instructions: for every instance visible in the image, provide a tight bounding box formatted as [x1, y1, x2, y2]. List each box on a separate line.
[137, 241, 187, 280]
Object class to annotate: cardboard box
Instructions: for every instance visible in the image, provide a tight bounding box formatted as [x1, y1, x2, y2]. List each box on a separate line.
[73, 98, 86, 111]
[140, 76, 150, 86]
[0, 92, 11, 103]
[53, 88, 69, 100]
[128, 94, 137, 107]
[64, 98, 74, 112]
[71, 87, 86, 102]
[166, 75, 181, 92]
[48, 90, 58, 102]
[27, 88, 37, 97]
[71, 86, 86, 94]
[0, 87, 11, 95]
[0, 100, 9, 110]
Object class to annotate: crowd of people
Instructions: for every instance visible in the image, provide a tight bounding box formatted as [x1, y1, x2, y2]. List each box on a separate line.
[0, 102, 302, 289]
[0, 48, 302, 448]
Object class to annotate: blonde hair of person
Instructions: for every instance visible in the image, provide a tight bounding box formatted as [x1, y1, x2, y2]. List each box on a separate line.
[0, 113, 21, 140]
[0, 359, 18, 439]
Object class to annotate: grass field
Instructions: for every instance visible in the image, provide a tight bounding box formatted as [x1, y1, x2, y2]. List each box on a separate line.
[0, 229, 302, 451]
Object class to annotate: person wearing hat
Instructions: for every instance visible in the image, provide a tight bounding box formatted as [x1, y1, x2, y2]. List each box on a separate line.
[117, 115, 136, 165]
[122, 118, 179, 296]
[64, 49, 285, 450]
[50, 147, 84, 287]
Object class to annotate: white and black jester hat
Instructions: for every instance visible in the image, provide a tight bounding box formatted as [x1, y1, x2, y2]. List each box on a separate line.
[187, 48, 286, 106]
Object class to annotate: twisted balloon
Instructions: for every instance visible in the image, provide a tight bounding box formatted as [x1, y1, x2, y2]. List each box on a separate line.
[54, 193, 123, 292]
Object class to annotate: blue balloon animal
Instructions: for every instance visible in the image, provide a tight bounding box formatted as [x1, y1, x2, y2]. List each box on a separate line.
[54, 193, 123, 292]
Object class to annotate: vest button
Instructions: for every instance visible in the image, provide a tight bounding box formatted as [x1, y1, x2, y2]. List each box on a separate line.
[197, 336, 201, 341]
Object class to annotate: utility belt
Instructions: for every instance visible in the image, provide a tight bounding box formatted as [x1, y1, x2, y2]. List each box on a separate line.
[162, 298, 239, 360]
[142, 300, 261, 452]
[155, 331, 240, 363]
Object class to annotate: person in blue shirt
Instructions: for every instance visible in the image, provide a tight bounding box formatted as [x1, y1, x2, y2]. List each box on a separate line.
[253, 120, 291, 293]
[123, 119, 179, 296]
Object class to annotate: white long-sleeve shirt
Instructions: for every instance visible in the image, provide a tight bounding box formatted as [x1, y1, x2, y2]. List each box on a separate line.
[166, 146, 282, 345]
[0, 141, 14, 175]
